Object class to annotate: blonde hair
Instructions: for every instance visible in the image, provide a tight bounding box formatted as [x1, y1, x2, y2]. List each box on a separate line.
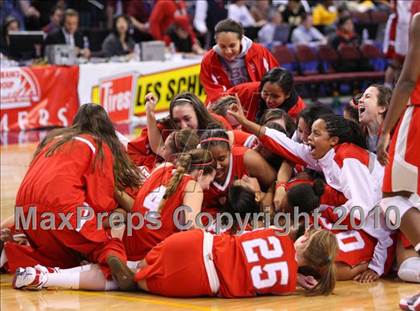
[158, 149, 215, 212]
[166, 128, 199, 155]
[303, 229, 338, 296]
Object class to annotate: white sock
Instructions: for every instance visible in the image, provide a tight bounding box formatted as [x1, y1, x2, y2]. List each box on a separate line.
[105, 279, 119, 290]
[398, 257, 420, 283]
[60, 264, 94, 273]
[415, 243, 420, 253]
[126, 260, 140, 272]
[44, 271, 80, 289]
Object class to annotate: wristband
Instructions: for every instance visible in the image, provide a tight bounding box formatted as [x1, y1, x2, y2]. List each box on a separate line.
[276, 182, 287, 190]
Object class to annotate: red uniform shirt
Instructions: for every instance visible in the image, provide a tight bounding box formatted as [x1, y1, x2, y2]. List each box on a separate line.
[123, 164, 193, 260]
[411, 76, 420, 105]
[232, 130, 258, 148]
[127, 123, 171, 170]
[203, 146, 249, 214]
[135, 228, 297, 298]
[16, 134, 117, 222]
[213, 228, 297, 297]
[200, 44, 278, 103]
[227, 82, 307, 121]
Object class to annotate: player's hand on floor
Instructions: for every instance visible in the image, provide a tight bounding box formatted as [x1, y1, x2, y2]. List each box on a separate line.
[297, 273, 318, 290]
[353, 268, 379, 283]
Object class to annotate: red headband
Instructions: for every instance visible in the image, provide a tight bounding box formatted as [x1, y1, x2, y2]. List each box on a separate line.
[200, 137, 230, 144]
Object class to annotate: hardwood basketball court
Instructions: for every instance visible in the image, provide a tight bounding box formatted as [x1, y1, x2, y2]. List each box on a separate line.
[1, 140, 418, 311]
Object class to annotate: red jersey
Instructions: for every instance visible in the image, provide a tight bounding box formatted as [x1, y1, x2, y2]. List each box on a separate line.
[411, 76, 420, 105]
[213, 228, 297, 297]
[232, 130, 258, 148]
[135, 228, 297, 298]
[311, 206, 394, 274]
[123, 164, 194, 260]
[148, 0, 195, 42]
[227, 82, 307, 121]
[200, 44, 278, 103]
[16, 134, 117, 228]
[203, 146, 249, 214]
[127, 123, 171, 170]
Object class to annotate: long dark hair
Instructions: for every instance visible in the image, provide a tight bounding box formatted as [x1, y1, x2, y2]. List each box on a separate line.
[256, 68, 298, 121]
[226, 184, 260, 233]
[287, 179, 325, 215]
[33, 104, 141, 190]
[169, 92, 221, 131]
[318, 114, 367, 149]
[298, 104, 334, 130]
[112, 14, 132, 42]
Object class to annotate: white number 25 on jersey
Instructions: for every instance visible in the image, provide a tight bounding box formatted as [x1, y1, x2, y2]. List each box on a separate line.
[241, 237, 289, 289]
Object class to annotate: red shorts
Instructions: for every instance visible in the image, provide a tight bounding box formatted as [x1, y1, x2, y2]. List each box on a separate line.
[383, 106, 420, 195]
[399, 230, 412, 249]
[383, 13, 396, 59]
[134, 230, 214, 297]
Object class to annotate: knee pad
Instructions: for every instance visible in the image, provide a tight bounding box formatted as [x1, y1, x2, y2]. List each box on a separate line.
[398, 257, 420, 283]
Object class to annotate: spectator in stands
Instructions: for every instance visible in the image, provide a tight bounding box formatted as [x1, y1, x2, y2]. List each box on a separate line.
[281, 0, 307, 28]
[258, 9, 290, 47]
[227, 0, 256, 28]
[250, 0, 270, 26]
[200, 18, 278, 103]
[101, 15, 135, 58]
[193, 0, 228, 49]
[0, 1, 25, 29]
[330, 16, 359, 49]
[165, 16, 205, 54]
[106, 0, 153, 42]
[312, 0, 338, 33]
[0, 15, 20, 59]
[149, 0, 194, 42]
[291, 13, 327, 46]
[358, 84, 391, 152]
[45, 9, 90, 58]
[228, 0, 264, 40]
[19, 0, 41, 30]
[42, 6, 64, 34]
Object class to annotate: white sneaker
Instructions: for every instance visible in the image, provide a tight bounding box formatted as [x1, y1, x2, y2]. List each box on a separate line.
[13, 267, 47, 290]
[34, 264, 59, 274]
[400, 293, 420, 311]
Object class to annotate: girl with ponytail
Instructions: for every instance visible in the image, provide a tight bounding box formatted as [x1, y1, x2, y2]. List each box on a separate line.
[20, 224, 339, 298]
[228, 109, 393, 280]
[119, 148, 217, 261]
[281, 179, 394, 283]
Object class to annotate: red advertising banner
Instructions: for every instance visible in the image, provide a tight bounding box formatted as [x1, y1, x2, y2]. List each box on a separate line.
[0, 65, 80, 131]
[97, 72, 136, 123]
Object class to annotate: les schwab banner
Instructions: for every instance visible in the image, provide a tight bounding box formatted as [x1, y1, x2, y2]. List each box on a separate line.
[90, 64, 206, 122]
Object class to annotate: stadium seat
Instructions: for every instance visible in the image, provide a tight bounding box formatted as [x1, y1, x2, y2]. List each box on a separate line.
[271, 44, 298, 73]
[295, 44, 319, 75]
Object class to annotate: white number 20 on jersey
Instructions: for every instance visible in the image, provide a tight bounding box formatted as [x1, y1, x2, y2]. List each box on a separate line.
[241, 237, 289, 289]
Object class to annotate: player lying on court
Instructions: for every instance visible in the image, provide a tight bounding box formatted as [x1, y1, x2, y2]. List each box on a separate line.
[13, 183, 338, 297]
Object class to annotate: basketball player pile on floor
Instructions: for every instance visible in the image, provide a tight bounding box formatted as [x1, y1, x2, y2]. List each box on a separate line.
[1, 14, 419, 311]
